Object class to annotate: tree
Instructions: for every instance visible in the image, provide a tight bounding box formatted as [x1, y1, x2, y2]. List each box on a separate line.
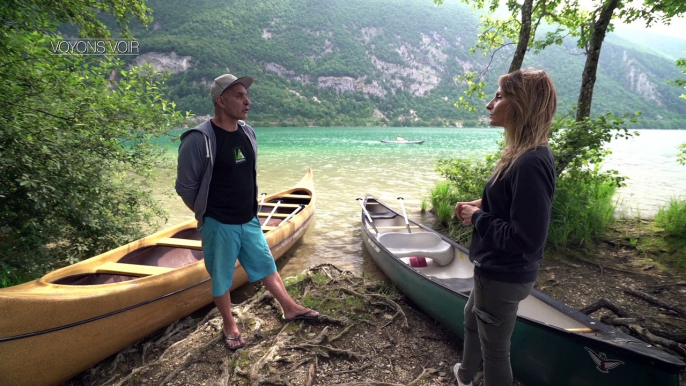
[434, 0, 581, 111]
[436, 0, 684, 176]
[0, 1, 185, 280]
[0, 0, 152, 38]
[675, 55, 686, 165]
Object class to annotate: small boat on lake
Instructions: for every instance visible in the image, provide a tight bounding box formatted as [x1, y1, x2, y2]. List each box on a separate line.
[380, 139, 425, 144]
[0, 169, 316, 386]
[359, 195, 685, 386]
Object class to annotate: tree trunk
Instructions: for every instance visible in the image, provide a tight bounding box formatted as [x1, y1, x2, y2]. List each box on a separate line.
[509, 0, 534, 73]
[575, 0, 620, 121]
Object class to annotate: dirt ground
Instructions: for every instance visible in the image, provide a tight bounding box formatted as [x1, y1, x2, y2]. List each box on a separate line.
[64, 227, 686, 386]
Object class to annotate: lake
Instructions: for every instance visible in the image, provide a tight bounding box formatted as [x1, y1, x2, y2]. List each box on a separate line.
[155, 127, 686, 277]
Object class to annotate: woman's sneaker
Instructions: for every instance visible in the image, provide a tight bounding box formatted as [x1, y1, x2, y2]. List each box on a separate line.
[453, 363, 473, 386]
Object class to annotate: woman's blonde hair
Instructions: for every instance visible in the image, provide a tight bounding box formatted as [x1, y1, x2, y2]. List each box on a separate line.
[492, 68, 557, 182]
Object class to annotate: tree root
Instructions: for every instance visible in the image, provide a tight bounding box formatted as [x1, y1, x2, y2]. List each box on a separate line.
[337, 287, 409, 329]
[79, 264, 454, 386]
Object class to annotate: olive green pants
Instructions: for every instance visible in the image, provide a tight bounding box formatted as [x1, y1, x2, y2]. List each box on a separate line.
[458, 275, 535, 386]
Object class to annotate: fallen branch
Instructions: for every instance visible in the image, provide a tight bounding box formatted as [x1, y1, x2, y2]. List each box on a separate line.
[567, 254, 661, 279]
[624, 287, 686, 317]
[579, 298, 630, 317]
[305, 358, 317, 386]
[601, 316, 686, 359]
[600, 317, 686, 344]
[646, 282, 686, 289]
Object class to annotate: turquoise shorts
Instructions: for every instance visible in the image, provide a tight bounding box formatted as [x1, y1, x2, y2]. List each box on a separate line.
[200, 216, 277, 297]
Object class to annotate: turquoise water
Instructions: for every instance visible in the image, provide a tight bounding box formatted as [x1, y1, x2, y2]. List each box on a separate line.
[158, 127, 686, 276]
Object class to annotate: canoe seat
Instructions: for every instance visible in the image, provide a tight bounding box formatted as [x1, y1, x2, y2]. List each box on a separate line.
[156, 238, 202, 250]
[377, 232, 454, 267]
[96, 262, 175, 277]
[369, 211, 397, 219]
[281, 194, 311, 199]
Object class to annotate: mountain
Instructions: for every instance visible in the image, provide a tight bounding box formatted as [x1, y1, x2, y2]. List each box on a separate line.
[120, 0, 686, 128]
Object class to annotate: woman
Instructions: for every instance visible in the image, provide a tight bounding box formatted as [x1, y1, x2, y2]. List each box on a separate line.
[453, 69, 557, 386]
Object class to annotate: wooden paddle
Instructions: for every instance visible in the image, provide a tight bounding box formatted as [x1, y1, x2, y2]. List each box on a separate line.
[357, 198, 379, 234]
[257, 192, 267, 215]
[279, 204, 304, 226]
[263, 200, 281, 226]
[397, 197, 411, 233]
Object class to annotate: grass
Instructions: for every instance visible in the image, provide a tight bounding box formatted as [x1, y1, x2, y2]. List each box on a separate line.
[656, 199, 686, 238]
[607, 218, 686, 271]
[0, 266, 34, 288]
[429, 181, 459, 226]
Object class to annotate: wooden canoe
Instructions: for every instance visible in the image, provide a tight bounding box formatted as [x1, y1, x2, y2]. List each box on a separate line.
[0, 168, 316, 386]
[359, 195, 685, 386]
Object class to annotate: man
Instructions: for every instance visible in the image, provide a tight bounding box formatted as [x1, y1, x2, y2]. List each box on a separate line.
[175, 73, 319, 350]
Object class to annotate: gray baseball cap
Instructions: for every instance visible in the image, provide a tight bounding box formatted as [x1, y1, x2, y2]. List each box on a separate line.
[210, 74, 254, 104]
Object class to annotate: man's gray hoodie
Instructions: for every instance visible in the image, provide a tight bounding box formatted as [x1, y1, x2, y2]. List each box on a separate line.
[175, 119, 258, 230]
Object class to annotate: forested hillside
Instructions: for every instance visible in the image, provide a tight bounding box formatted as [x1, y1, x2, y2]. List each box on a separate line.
[119, 0, 686, 128]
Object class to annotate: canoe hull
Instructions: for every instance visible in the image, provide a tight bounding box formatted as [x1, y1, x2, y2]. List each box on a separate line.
[380, 140, 425, 144]
[0, 169, 315, 386]
[361, 196, 684, 386]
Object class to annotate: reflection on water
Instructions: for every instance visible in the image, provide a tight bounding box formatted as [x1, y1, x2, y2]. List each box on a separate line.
[155, 127, 686, 277]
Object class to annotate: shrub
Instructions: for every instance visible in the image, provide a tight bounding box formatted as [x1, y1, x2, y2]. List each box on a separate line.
[547, 168, 618, 250]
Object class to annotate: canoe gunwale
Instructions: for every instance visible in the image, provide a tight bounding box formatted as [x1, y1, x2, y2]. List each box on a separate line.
[360, 195, 686, 375]
[33, 186, 314, 288]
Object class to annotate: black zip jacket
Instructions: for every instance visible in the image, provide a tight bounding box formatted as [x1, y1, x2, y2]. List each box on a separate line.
[469, 146, 556, 283]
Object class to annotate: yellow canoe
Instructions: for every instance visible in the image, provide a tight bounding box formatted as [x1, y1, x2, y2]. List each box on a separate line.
[0, 168, 316, 386]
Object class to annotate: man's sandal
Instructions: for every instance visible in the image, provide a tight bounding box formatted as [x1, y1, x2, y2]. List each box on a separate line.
[224, 334, 246, 351]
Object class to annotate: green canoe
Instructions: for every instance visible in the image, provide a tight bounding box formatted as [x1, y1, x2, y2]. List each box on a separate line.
[360, 195, 684, 386]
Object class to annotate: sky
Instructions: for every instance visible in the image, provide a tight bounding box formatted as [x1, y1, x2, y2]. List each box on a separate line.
[490, 1, 686, 39]
[621, 16, 685, 39]
[578, 0, 686, 39]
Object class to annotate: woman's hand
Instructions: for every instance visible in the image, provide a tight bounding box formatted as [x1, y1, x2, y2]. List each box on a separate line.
[455, 199, 481, 222]
[458, 205, 480, 225]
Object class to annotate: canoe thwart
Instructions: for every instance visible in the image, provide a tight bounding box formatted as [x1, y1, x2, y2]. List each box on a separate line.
[156, 238, 203, 250]
[96, 262, 175, 277]
[375, 225, 421, 230]
[261, 203, 302, 208]
[377, 232, 454, 266]
[258, 212, 289, 218]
